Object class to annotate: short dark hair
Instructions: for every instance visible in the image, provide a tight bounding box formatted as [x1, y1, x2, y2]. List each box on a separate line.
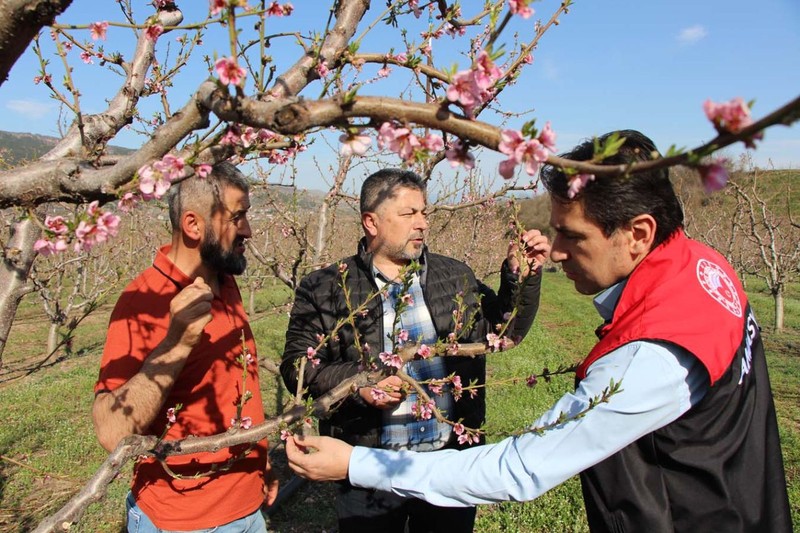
[360, 169, 426, 214]
[541, 129, 683, 247]
[167, 161, 249, 231]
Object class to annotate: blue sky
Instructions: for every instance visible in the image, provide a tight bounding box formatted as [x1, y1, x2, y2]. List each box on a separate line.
[2, 0, 798, 191]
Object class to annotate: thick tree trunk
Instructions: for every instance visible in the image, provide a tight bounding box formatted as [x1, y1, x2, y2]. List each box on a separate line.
[0, 0, 72, 86]
[0, 217, 40, 365]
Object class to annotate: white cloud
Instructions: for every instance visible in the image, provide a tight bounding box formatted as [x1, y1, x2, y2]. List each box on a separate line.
[677, 25, 708, 45]
[6, 99, 54, 119]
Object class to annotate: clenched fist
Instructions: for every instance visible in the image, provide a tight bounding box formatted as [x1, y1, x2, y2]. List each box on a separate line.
[166, 277, 214, 349]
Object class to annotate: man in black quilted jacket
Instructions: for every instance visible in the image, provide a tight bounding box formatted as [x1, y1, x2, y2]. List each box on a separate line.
[281, 168, 550, 533]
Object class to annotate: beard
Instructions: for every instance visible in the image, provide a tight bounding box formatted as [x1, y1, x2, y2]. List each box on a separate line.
[200, 228, 247, 275]
[384, 235, 424, 262]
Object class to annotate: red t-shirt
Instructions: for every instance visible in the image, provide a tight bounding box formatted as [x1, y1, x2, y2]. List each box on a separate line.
[96, 246, 268, 529]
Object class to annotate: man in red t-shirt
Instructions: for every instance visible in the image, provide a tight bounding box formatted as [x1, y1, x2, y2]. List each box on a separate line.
[93, 162, 277, 531]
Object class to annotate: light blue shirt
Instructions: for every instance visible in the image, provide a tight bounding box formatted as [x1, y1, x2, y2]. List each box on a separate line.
[348, 282, 710, 507]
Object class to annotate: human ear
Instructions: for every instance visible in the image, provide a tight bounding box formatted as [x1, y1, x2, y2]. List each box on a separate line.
[628, 214, 657, 255]
[181, 211, 204, 241]
[362, 212, 379, 239]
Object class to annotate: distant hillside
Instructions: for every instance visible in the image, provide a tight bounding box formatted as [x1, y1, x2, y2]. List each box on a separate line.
[0, 130, 134, 166]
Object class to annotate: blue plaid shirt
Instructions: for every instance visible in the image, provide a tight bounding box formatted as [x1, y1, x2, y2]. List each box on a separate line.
[375, 270, 453, 451]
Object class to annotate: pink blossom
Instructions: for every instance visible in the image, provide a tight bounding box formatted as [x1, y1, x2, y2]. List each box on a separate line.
[703, 97, 763, 147]
[221, 126, 241, 146]
[446, 69, 481, 115]
[394, 52, 408, 63]
[138, 163, 171, 199]
[379, 351, 403, 369]
[411, 400, 434, 420]
[194, 163, 212, 178]
[473, 51, 502, 90]
[44, 215, 69, 235]
[445, 139, 475, 170]
[420, 133, 444, 153]
[370, 388, 388, 402]
[703, 97, 753, 134]
[567, 174, 595, 199]
[454, 423, 465, 435]
[280, 429, 292, 441]
[451, 375, 463, 400]
[153, 154, 186, 182]
[401, 294, 414, 306]
[215, 56, 246, 86]
[498, 159, 518, 180]
[486, 333, 502, 352]
[499, 129, 526, 157]
[266, 1, 288, 16]
[90, 21, 109, 41]
[377, 122, 420, 163]
[377, 65, 391, 78]
[80, 51, 93, 64]
[166, 407, 177, 424]
[429, 379, 444, 395]
[34, 238, 67, 256]
[526, 374, 537, 387]
[306, 347, 320, 367]
[697, 160, 730, 193]
[145, 24, 164, 42]
[339, 132, 372, 156]
[523, 54, 534, 64]
[538, 121, 557, 152]
[416, 344, 432, 359]
[240, 416, 253, 429]
[315, 61, 330, 78]
[397, 329, 409, 342]
[209, 0, 226, 15]
[508, 0, 534, 18]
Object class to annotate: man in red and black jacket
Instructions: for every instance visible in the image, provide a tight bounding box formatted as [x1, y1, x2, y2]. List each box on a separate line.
[285, 131, 791, 533]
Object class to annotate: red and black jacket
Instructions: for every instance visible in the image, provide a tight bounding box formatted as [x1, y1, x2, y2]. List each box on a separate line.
[577, 230, 790, 532]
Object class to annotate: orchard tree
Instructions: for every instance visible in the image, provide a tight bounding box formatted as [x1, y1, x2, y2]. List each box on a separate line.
[0, 1, 795, 530]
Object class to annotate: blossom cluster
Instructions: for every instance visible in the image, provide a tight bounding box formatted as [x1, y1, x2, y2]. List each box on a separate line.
[376, 121, 444, 165]
[453, 422, 481, 445]
[411, 399, 435, 421]
[306, 347, 321, 367]
[498, 121, 557, 180]
[34, 201, 121, 256]
[486, 333, 511, 352]
[703, 97, 763, 148]
[137, 154, 188, 200]
[446, 51, 503, 118]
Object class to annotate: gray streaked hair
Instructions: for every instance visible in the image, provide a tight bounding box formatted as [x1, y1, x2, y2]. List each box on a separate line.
[359, 169, 426, 214]
[167, 161, 249, 230]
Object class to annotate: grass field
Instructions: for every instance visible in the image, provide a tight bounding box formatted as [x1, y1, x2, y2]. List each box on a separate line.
[0, 272, 797, 532]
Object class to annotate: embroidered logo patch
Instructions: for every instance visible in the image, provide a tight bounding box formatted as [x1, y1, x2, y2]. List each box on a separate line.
[697, 259, 742, 318]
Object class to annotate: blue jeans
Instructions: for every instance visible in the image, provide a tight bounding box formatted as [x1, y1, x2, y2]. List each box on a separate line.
[126, 492, 268, 533]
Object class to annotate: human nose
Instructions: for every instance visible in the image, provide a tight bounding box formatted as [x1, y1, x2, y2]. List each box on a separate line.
[239, 217, 252, 239]
[415, 212, 428, 232]
[549, 235, 567, 263]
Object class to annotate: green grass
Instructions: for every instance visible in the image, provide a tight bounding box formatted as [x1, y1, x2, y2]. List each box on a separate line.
[0, 271, 797, 531]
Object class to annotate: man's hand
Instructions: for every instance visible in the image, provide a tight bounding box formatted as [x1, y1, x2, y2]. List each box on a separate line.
[508, 229, 551, 277]
[165, 277, 214, 348]
[264, 457, 280, 506]
[286, 435, 353, 482]
[358, 375, 405, 409]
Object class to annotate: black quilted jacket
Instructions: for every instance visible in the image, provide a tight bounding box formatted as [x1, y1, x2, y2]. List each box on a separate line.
[280, 239, 542, 448]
